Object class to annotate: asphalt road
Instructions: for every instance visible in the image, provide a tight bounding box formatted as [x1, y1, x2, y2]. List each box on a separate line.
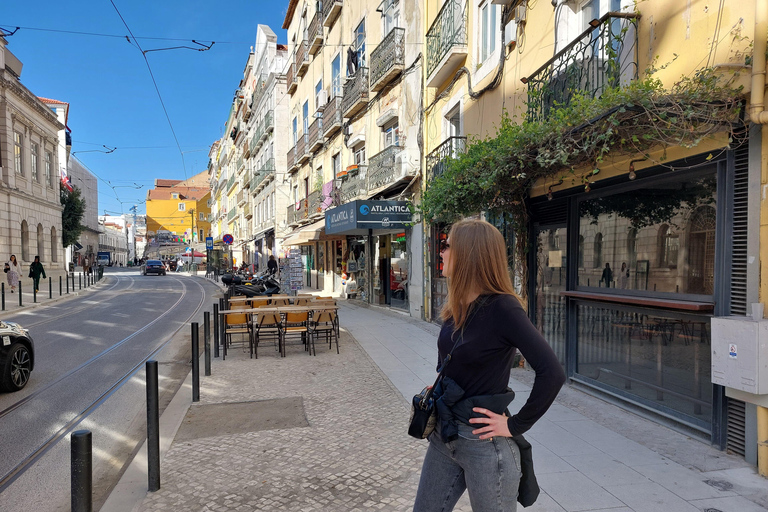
[0, 268, 223, 511]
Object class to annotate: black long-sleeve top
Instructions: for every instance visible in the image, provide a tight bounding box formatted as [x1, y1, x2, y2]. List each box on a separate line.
[437, 294, 566, 436]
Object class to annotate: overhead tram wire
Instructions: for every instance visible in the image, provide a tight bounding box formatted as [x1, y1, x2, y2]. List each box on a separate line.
[108, 0, 190, 180]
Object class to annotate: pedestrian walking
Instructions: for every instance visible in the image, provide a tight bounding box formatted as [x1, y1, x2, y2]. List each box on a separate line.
[28, 255, 46, 292]
[267, 255, 278, 275]
[600, 262, 613, 287]
[412, 219, 565, 512]
[5, 254, 20, 293]
[619, 262, 629, 289]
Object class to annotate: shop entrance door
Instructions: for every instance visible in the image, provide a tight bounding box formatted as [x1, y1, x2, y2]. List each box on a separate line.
[533, 225, 567, 366]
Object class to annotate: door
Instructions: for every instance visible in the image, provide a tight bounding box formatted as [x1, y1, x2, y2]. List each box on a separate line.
[332, 54, 341, 97]
[533, 225, 567, 366]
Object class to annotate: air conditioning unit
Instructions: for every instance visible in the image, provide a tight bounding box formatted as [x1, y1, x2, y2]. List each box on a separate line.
[505, 20, 518, 49]
[316, 90, 328, 110]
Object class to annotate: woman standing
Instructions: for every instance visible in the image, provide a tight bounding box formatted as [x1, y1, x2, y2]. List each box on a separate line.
[413, 219, 565, 512]
[6, 255, 20, 293]
[29, 255, 46, 292]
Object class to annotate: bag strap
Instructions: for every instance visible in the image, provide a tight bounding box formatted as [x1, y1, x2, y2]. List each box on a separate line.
[418, 323, 466, 408]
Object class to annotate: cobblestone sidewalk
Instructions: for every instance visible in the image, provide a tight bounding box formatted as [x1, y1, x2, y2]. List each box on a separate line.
[137, 331, 467, 512]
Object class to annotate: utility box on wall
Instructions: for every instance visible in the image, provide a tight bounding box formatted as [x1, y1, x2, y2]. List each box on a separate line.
[711, 317, 768, 395]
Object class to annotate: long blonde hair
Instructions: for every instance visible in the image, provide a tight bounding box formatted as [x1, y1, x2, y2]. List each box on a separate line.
[440, 219, 520, 329]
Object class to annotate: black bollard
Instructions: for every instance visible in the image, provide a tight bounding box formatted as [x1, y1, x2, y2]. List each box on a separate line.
[33, 286, 36, 303]
[1, 283, 4, 311]
[204, 311, 211, 376]
[191, 322, 200, 402]
[66, 273, 70, 294]
[60, 275, 62, 296]
[146, 361, 160, 492]
[79, 273, 82, 290]
[71, 430, 92, 512]
[18, 282, 22, 307]
[219, 298, 227, 360]
[49, 276, 52, 299]
[213, 303, 220, 358]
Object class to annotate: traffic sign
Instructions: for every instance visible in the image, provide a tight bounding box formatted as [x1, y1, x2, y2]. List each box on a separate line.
[206, 237, 213, 250]
[222, 234, 234, 245]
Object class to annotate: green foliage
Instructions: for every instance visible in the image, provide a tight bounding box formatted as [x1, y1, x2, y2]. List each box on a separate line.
[60, 184, 86, 248]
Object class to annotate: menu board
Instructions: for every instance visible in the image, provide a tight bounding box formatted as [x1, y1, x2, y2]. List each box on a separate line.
[287, 248, 304, 292]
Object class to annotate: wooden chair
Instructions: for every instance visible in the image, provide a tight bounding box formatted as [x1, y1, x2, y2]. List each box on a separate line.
[281, 311, 310, 356]
[309, 309, 339, 355]
[231, 303, 250, 310]
[225, 312, 251, 355]
[270, 298, 290, 306]
[294, 298, 311, 306]
[249, 297, 269, 308]
[252, 312, 282, 358]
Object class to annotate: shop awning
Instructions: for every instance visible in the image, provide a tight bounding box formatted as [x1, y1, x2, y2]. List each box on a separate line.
[283, 219, 325, 246]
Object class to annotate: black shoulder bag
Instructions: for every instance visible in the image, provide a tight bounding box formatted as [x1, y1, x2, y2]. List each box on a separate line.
[408, 328, 463, 440]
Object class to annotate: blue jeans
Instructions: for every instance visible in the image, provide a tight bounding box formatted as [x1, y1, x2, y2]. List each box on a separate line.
[413, 423, 522, 512]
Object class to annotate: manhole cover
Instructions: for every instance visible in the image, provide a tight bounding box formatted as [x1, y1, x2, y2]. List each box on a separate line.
[703, 479, 733, 492]
[175, 397, 308, 441]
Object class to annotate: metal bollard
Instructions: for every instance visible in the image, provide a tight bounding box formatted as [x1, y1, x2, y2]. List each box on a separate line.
[213, 303, 220, 358]
[18, 282, 22, 306]
[1, 283, 4, 311]
[191, 322, 200, 402]
[60, 275, 62, 296]
[79, 273, 82, 290]
[146, 360, 160, 492]
[33, 286, 36, 303]
[67, 273, 70, 294]
[49, 277, 52, 299]
[204, 311, 211, 376]
[71, 430, 92, 512]
[220, 298, 227, 360]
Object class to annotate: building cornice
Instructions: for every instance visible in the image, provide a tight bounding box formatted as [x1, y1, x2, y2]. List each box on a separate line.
[0, 71, 65, 130]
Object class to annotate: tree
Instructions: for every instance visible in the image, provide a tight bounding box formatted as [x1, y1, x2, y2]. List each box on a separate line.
[60, 184, 86, 248]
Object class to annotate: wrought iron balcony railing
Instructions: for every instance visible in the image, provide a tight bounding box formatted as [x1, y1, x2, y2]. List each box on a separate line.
[308, 117, 324, 152]
[367, 144, 403, 191]
[323, 96, 343, 137]
[323, 0, 342, 28]
[370, 28, 405, 92]
[309, 10, 324, 55]
[297, 40, 310, 77]
[260, 110, 274, 141]
[342, 67, 369, 118]
[288, 199, 308, 225]
[426, 0, 468, 84]
[307, 189, 324, 218]
[237, 154, 244, 172]
[227, 205, 238, 222]
[341, 165, 368, 203]
[426, 136, 466, 179]
[226, 174, 237, 192]
[237, 190, 245, 206]
[523, 12, 639, 122]
[253, 158, 275, 191]
[243, 203, 252, 219]
[287, 61, 298, 95]
[251, 73, 269, 109]
[287, 145, 298, 173]
[296, 133, 310, 165]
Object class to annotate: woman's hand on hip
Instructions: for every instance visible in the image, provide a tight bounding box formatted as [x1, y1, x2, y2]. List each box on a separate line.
[469, 408, 512, 439]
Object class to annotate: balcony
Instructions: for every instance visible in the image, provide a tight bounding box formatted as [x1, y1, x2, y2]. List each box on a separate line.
[309, 10, 324, 55]
[297, 40, 310, 77]
[323, 0, 342, 28]
[237, 154, 244, 173]
[523, 13, 639, 122]
[251, 73, 268, 109]
[287, 199, 308, 226]
[249, 132, 259, 153]
[243, 203, 252, 219]
[342, 67, 369, 118]
[237, 190, 246, 206]
[297, 133, 310, 165]
[260, 110, 274, 142]
[307, 189, 325, 219]
[341, 166, 368, 203]
[253, 158, 275, 192]
[367, 145, 403, 191]
[426, 0, 468, 88]
[426, 136, 466, 179]
[308, 117, 324, 152]
[287, 62, 298, 95]
[226, 174, 237, 193]
[287, 145, 298, 173]
[227, 206, 238, 222]
[370, 28, 405, 92]
[322, 96, 343, 137]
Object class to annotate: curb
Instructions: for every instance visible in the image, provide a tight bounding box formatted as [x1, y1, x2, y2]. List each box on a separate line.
[0, 277, 111, 321]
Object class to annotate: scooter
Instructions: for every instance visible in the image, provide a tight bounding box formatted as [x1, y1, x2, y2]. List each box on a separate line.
[232, 274, 281, 297]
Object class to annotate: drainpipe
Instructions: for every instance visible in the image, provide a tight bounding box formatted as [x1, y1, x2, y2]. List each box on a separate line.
[755, 0, 768, 478]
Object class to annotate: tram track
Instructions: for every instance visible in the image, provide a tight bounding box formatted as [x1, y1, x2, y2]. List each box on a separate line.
[0, 275, 210, 493]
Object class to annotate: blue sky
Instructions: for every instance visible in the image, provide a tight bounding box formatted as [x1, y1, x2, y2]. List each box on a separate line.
[2, 1, 288, 216]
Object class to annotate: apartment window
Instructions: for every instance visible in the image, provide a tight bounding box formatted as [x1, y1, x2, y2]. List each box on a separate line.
[292, 117, 298, 144]
[31, 142, 39, 182]
[351, 20, 366, 72]
[44, 151, 54, 186]
[303, 100, 309, 134]
[332, 153, 341, 178]
[172, 193, 179, 199]
[332, 54, 342, 97]
[199, 212, 205, 221]
[353, 144, 366, 165]
[14, 131, 23, 175]
[479, 0, 499, 63]
[315, 79, 324, 110]
[383, 120, 399, 148]
[382, 0, 401, 34]
[178, 203, 186, 212]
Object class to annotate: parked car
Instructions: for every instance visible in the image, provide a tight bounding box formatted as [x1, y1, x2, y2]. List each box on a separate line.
[143, 259, 167, 276]
[0, 321, 34, 392]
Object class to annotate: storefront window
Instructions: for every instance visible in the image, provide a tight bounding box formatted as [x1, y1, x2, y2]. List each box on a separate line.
[535, 227, 567, 365]
[577, 170, 717, 296]
[346, 237, 367, 300]
[390, 232, 408, 310]
[575, 303, 712, 428]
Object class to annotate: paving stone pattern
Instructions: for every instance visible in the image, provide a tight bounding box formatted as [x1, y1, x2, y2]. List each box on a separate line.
[137, 332, 471, 512]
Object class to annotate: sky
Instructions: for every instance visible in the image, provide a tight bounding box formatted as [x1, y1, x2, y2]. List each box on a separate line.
[1, 1, 289, 217]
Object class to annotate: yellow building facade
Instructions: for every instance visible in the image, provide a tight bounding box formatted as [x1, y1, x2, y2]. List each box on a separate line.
[145, 171, 211, 246]
[422, 0, 767, 470]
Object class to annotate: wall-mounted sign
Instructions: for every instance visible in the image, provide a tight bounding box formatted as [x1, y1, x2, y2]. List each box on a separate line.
[325, 200, 411, 235]
[223, 234, 234, 245]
